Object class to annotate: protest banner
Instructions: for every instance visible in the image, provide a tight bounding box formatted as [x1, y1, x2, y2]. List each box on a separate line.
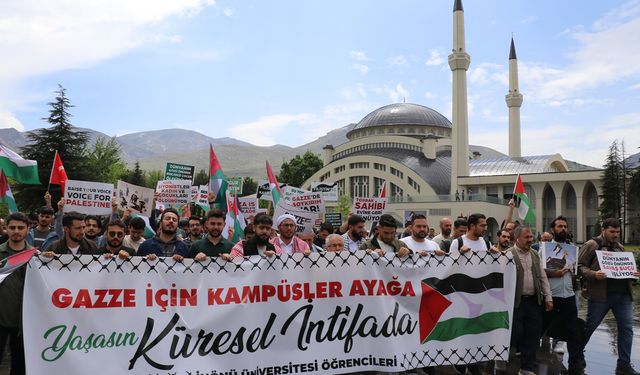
[257, 179, 287, 201]
[324, 212, 343, 228]
[273, 200, 318, 234]
[282, 185, 309, 201]
[24, 251, 516, 374]
[238, 196, 259, 216]
[352, 197, 387, 222]
[286, 191, 325, 213]
[227, 177, 243, 195]
[190, 185, 210, 211]
[64, 180, 114, 215]
[541, 242, 578, 274]
[116, 181, 154, 215]
[595, 251, 638, 279]
[312, 181, 339, 202]
[164, 162, 195, 181]
[155, 179, 191, 206]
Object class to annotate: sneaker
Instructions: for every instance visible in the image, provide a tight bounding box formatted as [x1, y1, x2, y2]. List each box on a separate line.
[616, 362, 640, 375]
[553, 341, 566, 354]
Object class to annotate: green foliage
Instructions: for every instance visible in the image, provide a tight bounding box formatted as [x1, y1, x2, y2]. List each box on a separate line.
[334, 194, 352, 218]
[125, 161, 146, 186]
[85, 137, 127, 184]
[144, 170, 165, 189]
[242, 177, 258, 195]
[277, 151, 323, 188]
[15, 85, 91, 212]
[193, 169, 209, 186]
[600, 141, 623, 220]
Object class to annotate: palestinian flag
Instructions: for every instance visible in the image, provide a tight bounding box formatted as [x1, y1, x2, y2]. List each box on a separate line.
[419, 272, 510, 343]
[266, 161, 281, 206]
[223, 190, 246, 243]
[0, 170, 18, 213]
[0, 144, 40, 184]
[514, 175, 535, 226]
[130, 214, 156, 239]
[209, 144, 228, 211]
[0, 248, 36, 285]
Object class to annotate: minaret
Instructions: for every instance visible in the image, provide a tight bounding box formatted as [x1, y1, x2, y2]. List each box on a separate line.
[449, 0, 470, 195]
[506, 37, 523, 158]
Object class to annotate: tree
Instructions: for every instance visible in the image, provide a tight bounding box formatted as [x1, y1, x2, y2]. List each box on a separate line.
[193, 169, 209, 186]
[15, 85, 91, 212]
[125, 161, 146, 186]
[144, 170, 165, 189]
[600, 140, 623, 221]
[85, 137, 127, 184]
[334, 194, 352, 219]
[242, 177, 258, 195]
[277, 151, 323, 188]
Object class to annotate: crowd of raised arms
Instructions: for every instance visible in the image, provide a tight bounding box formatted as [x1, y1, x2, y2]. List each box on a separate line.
[0, 191, 638, 375]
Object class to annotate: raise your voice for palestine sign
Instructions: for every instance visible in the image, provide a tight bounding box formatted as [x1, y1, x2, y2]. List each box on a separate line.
[24, 252, 515, 374]
[64, 180, 114, 215]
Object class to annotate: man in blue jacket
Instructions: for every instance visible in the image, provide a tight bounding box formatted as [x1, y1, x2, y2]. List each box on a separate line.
[137, 208, 189, 261]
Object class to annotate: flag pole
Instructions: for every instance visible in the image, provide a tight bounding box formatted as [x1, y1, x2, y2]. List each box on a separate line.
[47, 150, 58, 192]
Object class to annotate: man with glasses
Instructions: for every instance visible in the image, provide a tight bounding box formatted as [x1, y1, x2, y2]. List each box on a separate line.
[270, 214, 310, 255]
[99, 220, 134, 259]
[183, 216, 205, 249]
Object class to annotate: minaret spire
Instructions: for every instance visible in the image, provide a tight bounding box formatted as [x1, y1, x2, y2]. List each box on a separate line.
[449, 0, 471, 194]
[506, 36, 523, 158]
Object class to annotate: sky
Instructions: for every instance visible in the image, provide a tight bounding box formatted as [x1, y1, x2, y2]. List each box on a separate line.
[1, 0, 640, 168]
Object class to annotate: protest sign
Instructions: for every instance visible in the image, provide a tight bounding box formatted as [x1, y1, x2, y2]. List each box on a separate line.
[352, 197, 387, 222]
[164, 162, 195, 181]
[238, 196, 259, 216]
[595, 251, 638, 279]
[190, 185, 210, 211]
[324, 212, 343, 228]
[541, 242, 578, 274]
[64, 180, 114, 215]
[312, 181, 339, 202]
[24, 252, 516, 374]
[286, 191, 325, 213]
[155, 179, 191, 206]
[282, 185, 309, 201]
[257, 179, 287, 201]
[227, 177, 243, 195]
[273, 201, 318, 234]
[116, 181, 154, 215]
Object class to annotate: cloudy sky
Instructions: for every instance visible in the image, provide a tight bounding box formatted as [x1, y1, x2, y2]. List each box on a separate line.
[1, 0, 639, 167]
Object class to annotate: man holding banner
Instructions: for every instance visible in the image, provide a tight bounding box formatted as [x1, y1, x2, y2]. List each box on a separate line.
[189, 210, 234, 260]
[137, 208, 189, 261]
[43, 212, 98, 256]
[359, 214, 410, 257]
[342, 214, 367, 252]
[229, 213, 281, 257]
[271, 214, 310, 255]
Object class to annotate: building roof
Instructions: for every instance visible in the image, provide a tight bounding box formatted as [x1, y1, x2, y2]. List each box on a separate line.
[469, 155, 567, 176]
[347, 103, 452, 138]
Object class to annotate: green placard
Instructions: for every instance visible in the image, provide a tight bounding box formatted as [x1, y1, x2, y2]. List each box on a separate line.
[228, 177, 243, 195]
[165, 162, 195, 181]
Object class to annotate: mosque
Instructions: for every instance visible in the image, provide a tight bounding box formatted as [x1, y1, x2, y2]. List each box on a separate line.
[302, 0, 603, 243]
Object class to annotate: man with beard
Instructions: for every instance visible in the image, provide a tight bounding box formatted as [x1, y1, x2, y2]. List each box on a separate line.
[42, 212, 98, 256]
[400, 214, 443, 256]
[440, 217, 468, 253]
[189, 210, 234, 260]
[449, 214, 498, 256]
[496, 229, 512, 251]
[228, 213, 282, 257]
[544, 216, 582, 368]
[137, 208, 189, 261]
[0, 213, 34, 375]
[184, 216, 205, 248]
[28, 205, 55, 249]
[99, 220, 134, 259]
[271, 214, 310, 255]
[360, 214, 410, 257]
[83, 215, 101, 242]
[342, 214, 366, 252]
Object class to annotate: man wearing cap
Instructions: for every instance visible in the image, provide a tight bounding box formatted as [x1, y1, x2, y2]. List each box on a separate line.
[271, 214, 311, 255]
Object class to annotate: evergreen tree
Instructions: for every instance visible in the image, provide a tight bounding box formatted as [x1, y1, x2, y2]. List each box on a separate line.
[15, 85, 91, 212]
[144, 170, 165, 189]
[242, 177, 258, 195]
[193, 169, 209, 186]
[599, 140, 623, 220]
[126, 161, 146, 186]
[86, 137, 127, 184]
[277, 151, 323, 188]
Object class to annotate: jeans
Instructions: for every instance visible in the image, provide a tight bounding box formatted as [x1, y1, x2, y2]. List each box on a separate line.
[583, 291, 634, 366]
[0, 326, 25, 375]
[512, 296, 544, 371]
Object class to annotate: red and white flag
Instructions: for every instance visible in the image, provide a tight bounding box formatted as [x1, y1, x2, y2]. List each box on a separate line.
[49, 150, 68, 192]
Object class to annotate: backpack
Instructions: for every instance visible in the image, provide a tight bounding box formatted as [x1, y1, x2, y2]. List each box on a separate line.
[456, 237, 492, 253]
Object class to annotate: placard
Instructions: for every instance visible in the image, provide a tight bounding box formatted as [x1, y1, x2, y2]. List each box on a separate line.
[227, 177, 243, 195]
[238, 196, 259, 216]
[164, 162, 195, 181]
[312, 182, 339, 202]
[595, 251, 638, 279]
[155, 179, 191, 206]
[324, 212, 343, 229]
[352, 197, 387, 222]
[541, 242, 579, 274]
[257, 180, 287, 201]
[286, 191, 325, 213]
[64, 180, 114, 215]
[273, 201, 317, 234]
[116, 181, 154, 215]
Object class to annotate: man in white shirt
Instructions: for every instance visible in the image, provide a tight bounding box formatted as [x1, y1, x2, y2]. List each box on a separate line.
[400, 214, 443, 256]
[449, 213, 498, 256]
[432, 217, 452, 246]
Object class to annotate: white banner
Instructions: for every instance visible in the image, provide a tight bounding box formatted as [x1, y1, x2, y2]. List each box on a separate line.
[257, 180, 286, 201]
[352, 197, 387, 222]
[64, 180, 114, 215]
[596, 250, 638, 279]
[273, 201, 317, 234]
[155, 179, 191, 206]
[116, 181, 154, 216]
[285, 191, 325, 214]
[24, 252, 516, 374]
[312, 182, 339, 202]
[190, 185, 210, 211]
[239, 196, 259, 216]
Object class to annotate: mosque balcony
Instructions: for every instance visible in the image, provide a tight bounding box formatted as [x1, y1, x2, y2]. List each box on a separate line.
[389, 194, 508, 204]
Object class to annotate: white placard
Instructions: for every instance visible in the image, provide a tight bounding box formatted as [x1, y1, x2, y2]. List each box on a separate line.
[352, 197, 387, 222]
[312, 181, 339, 202]
[116, 181, 154, 215]
[64, 180, 114, 215]
[155, 179, 191, 206]
[595, 250, 638, 279]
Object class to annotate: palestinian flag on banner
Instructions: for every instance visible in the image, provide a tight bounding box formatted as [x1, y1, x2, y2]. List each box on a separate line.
[266, 161, 281, 206]
[419, 272, 510, 343]
[209, 145, 228, 211]
[514, 175, 535, 226]
[0, 170, 18, 213]
[222, 190, 246, 243]
[0, 248, 36, 285]
[130, 214, 156, 239]
[0, 144, 40, 184]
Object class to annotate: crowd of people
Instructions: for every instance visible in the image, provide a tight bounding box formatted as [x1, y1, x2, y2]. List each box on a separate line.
[0, 192, 638, 375]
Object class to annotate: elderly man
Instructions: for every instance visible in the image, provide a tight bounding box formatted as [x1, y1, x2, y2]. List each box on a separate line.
[270, 214, 310, 255]
[325, 234, 344, 252]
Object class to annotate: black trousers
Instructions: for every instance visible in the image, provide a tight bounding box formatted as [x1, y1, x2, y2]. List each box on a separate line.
[546, 295, 583, 366]
[511, 296, 543, 372]
[0, 326, 25, 375]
